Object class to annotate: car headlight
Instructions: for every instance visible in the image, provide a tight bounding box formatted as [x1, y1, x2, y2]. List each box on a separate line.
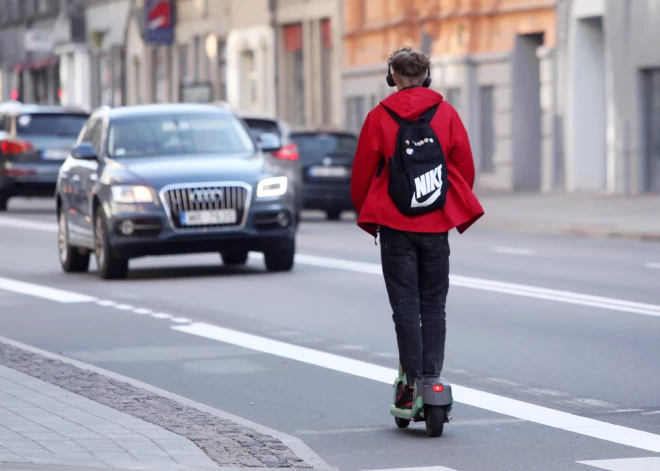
[111, 185, 154, 204]
[257, 176, 288, 198]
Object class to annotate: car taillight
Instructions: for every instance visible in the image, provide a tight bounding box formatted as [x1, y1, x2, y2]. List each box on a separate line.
[273, 143, 299, 161]
[1, 139, 34, 155]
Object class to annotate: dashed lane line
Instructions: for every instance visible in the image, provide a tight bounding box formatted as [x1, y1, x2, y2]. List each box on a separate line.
[2, 215, 660, 318]
[491, 246, 536, 256]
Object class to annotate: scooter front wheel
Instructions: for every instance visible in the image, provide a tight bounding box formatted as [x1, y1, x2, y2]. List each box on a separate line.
[394, 417, 410, 429]
[425, 406, 445, 437]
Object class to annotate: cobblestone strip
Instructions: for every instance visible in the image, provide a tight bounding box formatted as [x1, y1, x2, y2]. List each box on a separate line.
[0, 342, 313, 469]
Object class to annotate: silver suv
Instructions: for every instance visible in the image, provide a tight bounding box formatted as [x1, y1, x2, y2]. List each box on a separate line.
[0, 101, 89, 211]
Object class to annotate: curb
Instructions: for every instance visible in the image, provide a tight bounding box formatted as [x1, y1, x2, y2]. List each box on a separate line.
[0, 335, 335, 471]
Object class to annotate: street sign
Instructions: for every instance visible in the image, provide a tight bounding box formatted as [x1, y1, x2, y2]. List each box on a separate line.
[145, 0, 175, 45]
[25, 29, 54, 52]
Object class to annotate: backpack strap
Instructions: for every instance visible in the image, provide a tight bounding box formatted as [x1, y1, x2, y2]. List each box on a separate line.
[380, 103, 405, 125]
[419, 103, 440, 123]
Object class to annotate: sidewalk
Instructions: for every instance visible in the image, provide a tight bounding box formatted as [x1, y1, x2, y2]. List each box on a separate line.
[0, 341, 315, 471]
[475, 192, 660, 241]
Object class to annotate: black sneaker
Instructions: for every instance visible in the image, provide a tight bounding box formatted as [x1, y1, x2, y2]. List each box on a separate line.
[395, 384, 414, 409]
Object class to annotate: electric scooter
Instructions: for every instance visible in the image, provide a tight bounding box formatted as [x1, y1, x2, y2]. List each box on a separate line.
[390, 364, 453, 437]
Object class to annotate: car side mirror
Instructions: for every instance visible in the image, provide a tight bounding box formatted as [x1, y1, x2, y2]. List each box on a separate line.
[259, 132, 282, 153]
[71, 142, 97, 160]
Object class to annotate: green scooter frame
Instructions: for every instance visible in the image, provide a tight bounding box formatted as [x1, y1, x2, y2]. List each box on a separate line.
[390, 365, 453, 437]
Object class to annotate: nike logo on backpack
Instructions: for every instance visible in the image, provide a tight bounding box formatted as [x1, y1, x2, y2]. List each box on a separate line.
[411, 164, 443, 208]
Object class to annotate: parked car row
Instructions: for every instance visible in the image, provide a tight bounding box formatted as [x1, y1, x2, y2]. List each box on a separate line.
[2, 99, 358, 280]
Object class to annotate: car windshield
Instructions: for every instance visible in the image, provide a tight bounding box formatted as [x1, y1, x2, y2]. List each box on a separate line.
[291, 133, 358, 163]
[16, 113, 88, 137]
[107, 113, 255, 158]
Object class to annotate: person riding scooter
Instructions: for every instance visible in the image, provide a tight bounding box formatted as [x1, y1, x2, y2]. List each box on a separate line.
[350, 47, 484, 408]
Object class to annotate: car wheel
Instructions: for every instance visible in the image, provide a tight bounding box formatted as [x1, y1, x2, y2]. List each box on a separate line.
[58, 210, 90, 273]
[326, 210, 341, 221]
[0, 193, 9, 212]
[94, 210, 129, 280]
[264, 247, 295, 272]
[221, 251, 249, 266]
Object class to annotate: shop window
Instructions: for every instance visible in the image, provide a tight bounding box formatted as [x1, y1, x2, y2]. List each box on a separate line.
[217, 39, 227, 101]
[283, 23, 305, 126]
[479, 85, 496, 174]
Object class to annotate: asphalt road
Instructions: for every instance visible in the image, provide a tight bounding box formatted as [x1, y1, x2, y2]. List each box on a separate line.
[0, 198, 659, 471]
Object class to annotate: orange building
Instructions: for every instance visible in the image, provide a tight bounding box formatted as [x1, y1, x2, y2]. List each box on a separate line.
[343, 0, 558, 191]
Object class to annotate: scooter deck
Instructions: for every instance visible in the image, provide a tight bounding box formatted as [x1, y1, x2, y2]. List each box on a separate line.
[390, 397, 425, 421]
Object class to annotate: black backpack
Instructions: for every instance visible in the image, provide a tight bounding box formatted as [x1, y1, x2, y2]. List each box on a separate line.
[379, 103, 449, 216]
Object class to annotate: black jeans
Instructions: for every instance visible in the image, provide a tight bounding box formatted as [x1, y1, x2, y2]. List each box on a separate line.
[379, 226, 450, 386]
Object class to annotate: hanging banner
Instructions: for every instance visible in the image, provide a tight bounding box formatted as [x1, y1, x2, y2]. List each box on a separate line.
[146, 0, 175, 44]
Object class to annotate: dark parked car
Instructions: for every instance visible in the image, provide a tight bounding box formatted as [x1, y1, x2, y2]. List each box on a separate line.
[238, 112, 303, 222]
[0, 102, 89, 210]
[290, 129, 358, 220]
[56, 104, 298, 279]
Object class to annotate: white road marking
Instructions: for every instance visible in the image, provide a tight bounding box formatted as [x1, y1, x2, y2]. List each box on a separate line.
[0, 216, 58, 233]
[577, 457, 660, 470]
[284, 254, 660, 319]
[333, 344, 367, 351]
[608, 409, 643, 413]
[151, 313, 173, 319]
[173, 322, 660, 453]
[132, 308, 152, 315]
[491, 246, 536, 256]
[361, 467, 458, 471]
[95, 300, 116, 307]
[1, 214, 658, 319]
[113, 304, 134, 311]
[0, 277, 96, 303]
[644, 262, 660, 269]
[642, 411, 660, 415]
[170, 317, 192, 324]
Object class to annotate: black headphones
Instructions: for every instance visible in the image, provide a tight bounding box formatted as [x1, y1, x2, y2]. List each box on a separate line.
[386, 63, 432, 88]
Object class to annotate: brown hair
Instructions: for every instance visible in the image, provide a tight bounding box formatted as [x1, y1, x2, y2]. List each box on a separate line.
[389, 47, 430, 85]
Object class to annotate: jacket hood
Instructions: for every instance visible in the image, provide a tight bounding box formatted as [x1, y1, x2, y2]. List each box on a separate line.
[380, 87, 444, 121]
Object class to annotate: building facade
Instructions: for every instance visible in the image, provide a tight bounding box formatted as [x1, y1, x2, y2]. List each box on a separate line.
[343, 0, 558, 192]
[560, 0, 660, 194]
[0, 0, 63, 105]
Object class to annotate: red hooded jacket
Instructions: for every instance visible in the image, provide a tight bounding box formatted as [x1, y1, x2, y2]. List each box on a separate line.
[351, 87, 484, 237]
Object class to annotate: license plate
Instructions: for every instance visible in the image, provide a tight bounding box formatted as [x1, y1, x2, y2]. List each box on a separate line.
[309, 166, 349, 178]
[43, 149, 70, 160]
[180, 209, 237, 226]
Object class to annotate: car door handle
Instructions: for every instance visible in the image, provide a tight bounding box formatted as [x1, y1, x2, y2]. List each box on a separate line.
[71, 175, 81, 182]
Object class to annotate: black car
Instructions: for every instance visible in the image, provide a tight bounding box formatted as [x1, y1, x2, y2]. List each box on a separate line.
[56, 104, 298, 280]
[0, 102, 89, 210]
[290, 130, 358, 220]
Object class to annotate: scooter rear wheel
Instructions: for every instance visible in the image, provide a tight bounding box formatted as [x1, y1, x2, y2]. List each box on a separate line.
[394, 417, 410, 429]
[425, 406, 445, 437]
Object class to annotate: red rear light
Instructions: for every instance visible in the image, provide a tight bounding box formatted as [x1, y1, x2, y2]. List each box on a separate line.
[273, 143, 299, 161]
[10, 89, 19, 100]
[1, 139, 34, 155]
[432, 384, 444, 393]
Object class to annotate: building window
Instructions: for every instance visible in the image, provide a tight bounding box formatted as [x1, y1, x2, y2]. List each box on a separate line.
[445, 87, 461, 115]
[178, 44, 190, 87]
[644, 69, 660, 192]
[345, 96, 365, 133]
[153, 47, 167, 103]
[193, 36, 201, 81]
[113, 48, 126, 106]
[479, 85, 496, 174]
[283, 23, 304, 126]
[240, 49, 257, 109]
[217, 39, 227, 101]
[99, 53, 113, 106]
[320, 19, 333, 125]
[37, 0, 50, 14]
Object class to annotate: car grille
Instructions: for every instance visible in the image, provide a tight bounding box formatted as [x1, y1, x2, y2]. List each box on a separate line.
[161, 184, 250, 231]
